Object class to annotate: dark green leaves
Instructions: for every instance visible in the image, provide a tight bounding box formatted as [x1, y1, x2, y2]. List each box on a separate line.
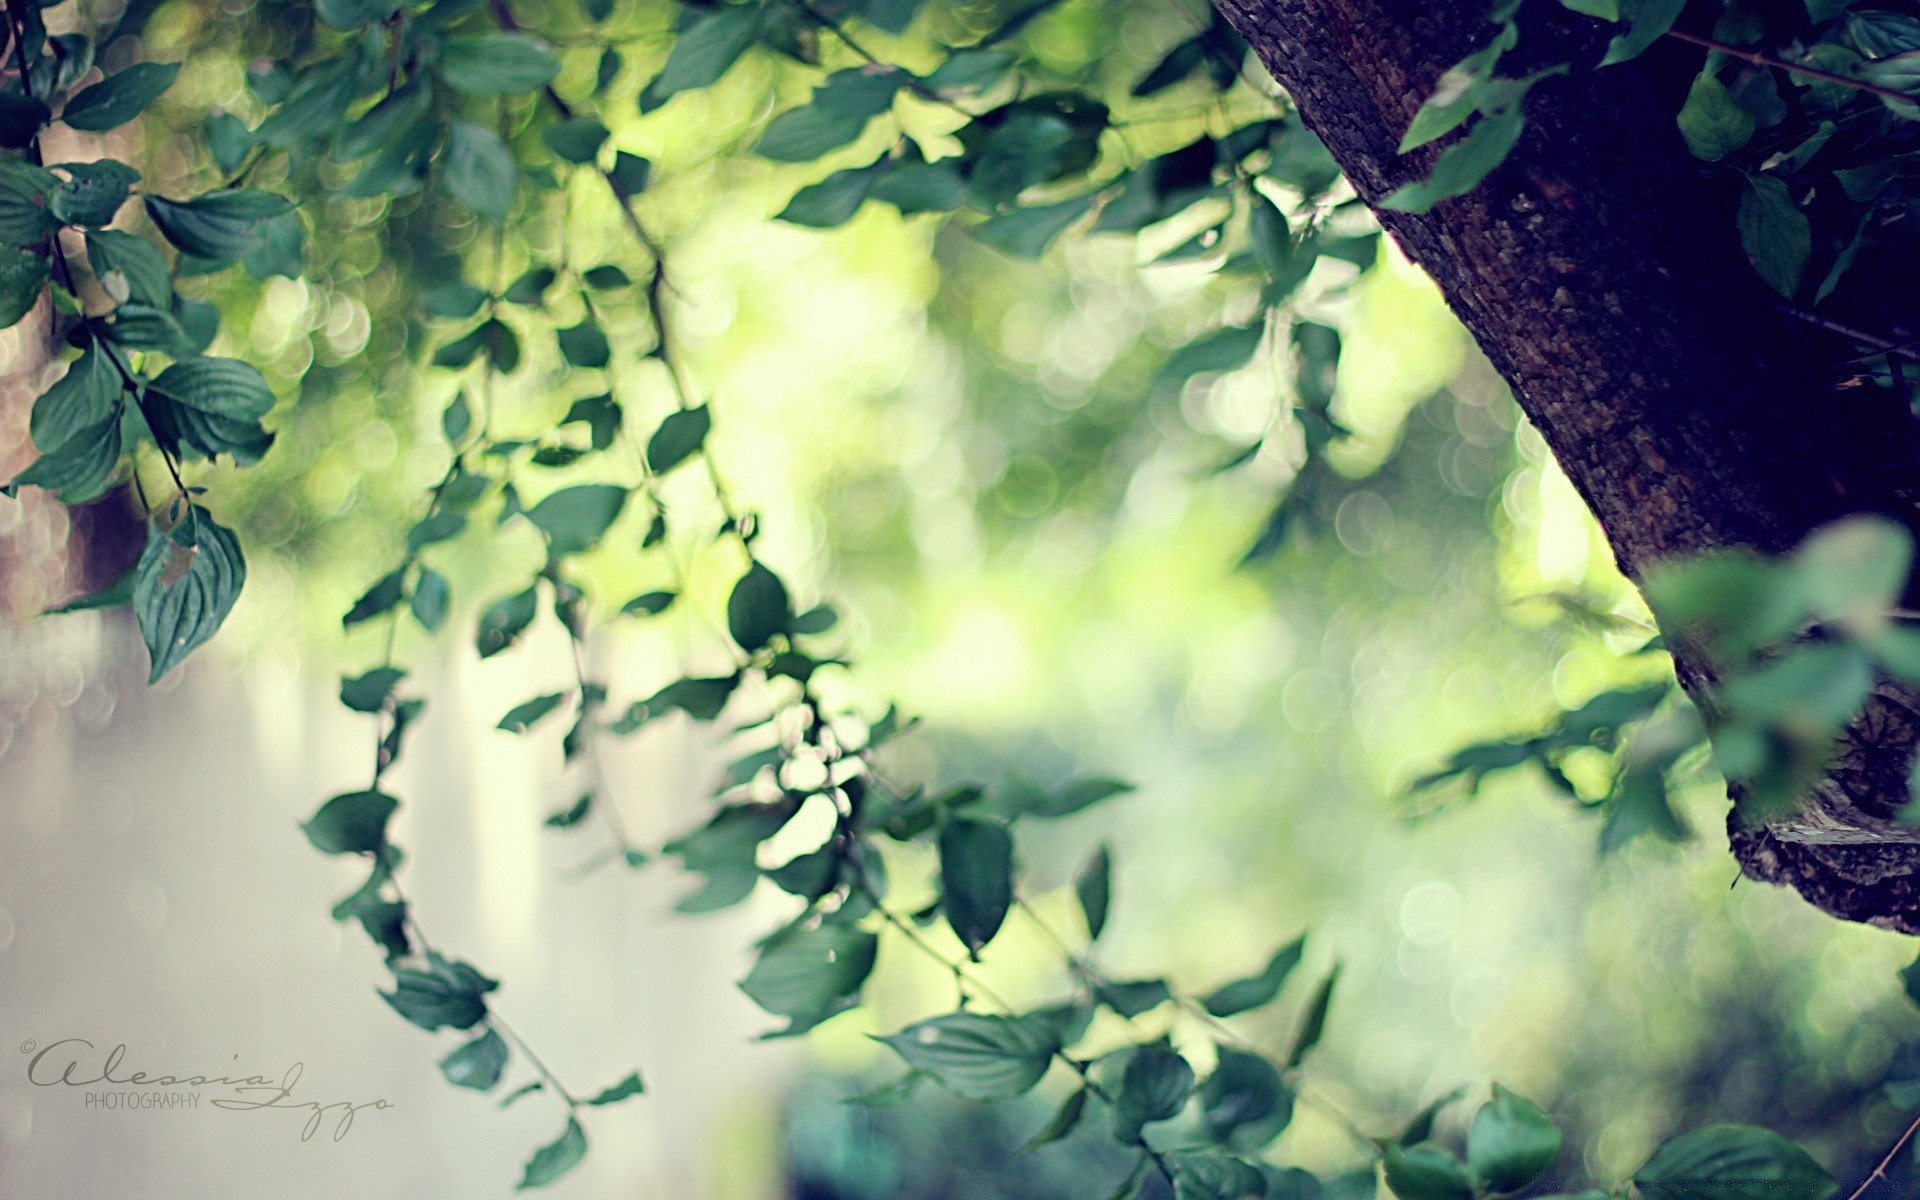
[1287, 966, 1338, 1066]
[878, 1012, 1060, 1099]
[26, 346, 119, 457]
[302, 790, 398, 855]
[647, 405, 710, 472]
[341, 667, 406, 713]
[974, 194, 1096, 259]
[133, 508, 246, 682]
[0, 245, 46, 330]
[1021, 1087, 1088, 1153]
[1112, 1042, 1194, 1143]
[527, 485, 627, 555]
[61, 61, 179, 132]
[49, 160, 140, 226]
[543, 117, 610, 165]
[939, 817, 1014, 956]
[151, 358, 277, 420]
[437, 34, 561, 95]
[740, 924, 878, 1035]
[1601, 0, 1690, 65]
[383, 952, 497, 1032]
[756, 66, 906, 162]
[1167, 1153, 1268, 1200]
[1677, 73, 1755, 161]
[1633, 1125, 1835, 1200]
[445, 122, 517, 223]
[440, 1027, 509, 1090]
[345, 568, 407, 626]
[88, 228, 171, 306]
[1075, 844, 1111, 940]
[585, 1071, 645, 1105]
[1382, 1144, 1475, 1200]
[778, 155, 890, 227]
[728, 561, 791, 651]
[1466, 1085, 1561, 1193]
[1737, 175, 1809, 297]
[557, 320, 611, 368]
[477, 586, 540, 657]
[518, 1117, 587, 1190]
[1204, 936, 1305, 1017]
[1200, 1048, 1291, 1148]
[498, 693, 567, 733]
[0, 160, 59, 244]
[640, 5, 763, 112]
[145, 189, 293, 264]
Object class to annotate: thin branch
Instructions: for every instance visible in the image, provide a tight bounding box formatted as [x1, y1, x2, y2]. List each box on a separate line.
[1665, 29, 1920, 107]
[1843, 1106, 1920, 1200]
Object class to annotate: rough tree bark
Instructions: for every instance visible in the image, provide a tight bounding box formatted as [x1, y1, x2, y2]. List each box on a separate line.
[1211, 0, 1920, 930]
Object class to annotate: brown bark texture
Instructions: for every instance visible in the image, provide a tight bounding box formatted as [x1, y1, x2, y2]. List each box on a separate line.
[1211, 0, 1920, 930]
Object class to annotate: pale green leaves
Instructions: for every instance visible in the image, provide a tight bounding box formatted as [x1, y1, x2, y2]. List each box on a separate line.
[1633, 1125, 1835, 1200]
[1736, 175, 1809, 296]
[1677, 73, 1755, 161]
[133, 508, 247, 682]
[62, 61, 179, 132]
[878, 1012, 1061, 1099]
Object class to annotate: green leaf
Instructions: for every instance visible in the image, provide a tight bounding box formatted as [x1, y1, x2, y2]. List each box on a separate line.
[439, 1028, 509, 1090]
[938, 816, 1012, 955]
[609, 150, 652, 195]
[727, 560, 791, 651]
[1200, 1048, 1291, 1148]
[1737, 175, 1809, 296]
[1677, 72, 1755, 161]
[527, 484, 627, 555]
[756, 66, 905, 162]
[0, 243, 46, 330]
[340, 667, 405, 713]
[499, 692, 567, 733]
[974, 194, 1096, 259]
[86, 228, 172, 307]
[623, 590, 676, 616]
[640, 5, 763, 113]
[302, 789, 398, 854]
[545, 792, 593, 828]
[1096, 978, 1171, 1017]
[1112, 1042, 1195, 1142]
[10, 411, 121, 500]
[1204, 936, 1305, 1017]
[445, 121, 517, 223]
[150, 358, 277, 420]
[870, 155, 966, 214]
[557, 320, 611, 368]
[316, 0, 402, 26]
[145, 189, 292, 263]
[1382, 1144, 1475, 1200]
[585, 1071, 645, 1105]
[1467, 1084, 1562, 1193]
[406, 509, 466, 552]
[877, 1012, 1061, 1099]
[0, 159, 59, 245]
[0, 92, 51, 149]
[740, 924, 878, 1035]
[49, 159, 140, 226]
[383, 952, 497, 1032]
[1075, 844, 1111, 940]
[1794, 516, 1912, 632]
[922, 49, 1016, 96]
[647, 405, 710, 472]
[1603, 0, 1691, 65]
[133, 509, 246, 682]
[30, 345, 118, 452]
[437, 33, 561, 95]
[242, 211, 304, 280]
[61, 61, 180, 132]
[1382, 107, 1524, 213]
[583, 265, 630, 289]
[518, 1117, 588, 1190]
[1633, 1126, 1836, 1200]
[543, 116, 610, 164]
[1021, 1087, 1088, 1153]
[1160, 322, 1264, 382]
[476, 586, 540, 657]
[1168, 1153, 1268, 1200]
[1287, 965, 1338, 1066]
[345, 567, 406, 626]
[778, 155, 891, 227]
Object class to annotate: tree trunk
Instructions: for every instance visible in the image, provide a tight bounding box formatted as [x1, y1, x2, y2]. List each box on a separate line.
[1212, 0, 1920, 930]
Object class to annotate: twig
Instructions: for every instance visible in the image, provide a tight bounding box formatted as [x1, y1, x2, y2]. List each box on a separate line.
[1843, 1107, 1920, 1200]
[1665, 29, 1920, 107]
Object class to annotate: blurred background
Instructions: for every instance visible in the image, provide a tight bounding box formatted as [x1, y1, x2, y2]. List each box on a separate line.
[4, 0, 1920, 1196]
